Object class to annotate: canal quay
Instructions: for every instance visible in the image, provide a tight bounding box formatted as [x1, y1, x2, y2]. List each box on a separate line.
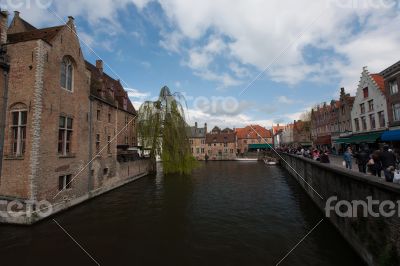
[0, 162, 365, 266]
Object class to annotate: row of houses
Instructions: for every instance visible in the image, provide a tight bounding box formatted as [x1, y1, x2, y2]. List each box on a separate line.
[187, 123, 273, 160]
[274, 62, 400, 153]
[0, 11, 150, 223]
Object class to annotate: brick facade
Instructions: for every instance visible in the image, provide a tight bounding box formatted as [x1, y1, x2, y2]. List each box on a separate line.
[205, 127, 236, 160]
[381, 60, 400, 129]
[0, 12, 149, 223]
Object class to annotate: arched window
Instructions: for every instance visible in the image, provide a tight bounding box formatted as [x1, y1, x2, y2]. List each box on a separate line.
[60, 57, 74, 91]
[10, 103, 28, 156]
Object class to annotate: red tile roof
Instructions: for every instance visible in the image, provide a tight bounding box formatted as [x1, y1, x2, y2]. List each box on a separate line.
[7, 25, 64, 44]
[235, 125, 272, 139]
[370, 74, 385, 93]
[86, 61, 136, 115]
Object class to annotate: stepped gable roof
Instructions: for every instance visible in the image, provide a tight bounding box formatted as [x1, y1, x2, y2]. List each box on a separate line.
[86, 61, 136, 115]
[370, 74, 385, 93]
[7, 25, 64, 44]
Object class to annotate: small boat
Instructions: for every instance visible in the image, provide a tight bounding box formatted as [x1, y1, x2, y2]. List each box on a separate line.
[236, 158, 258, 161]
[264, 158, 279, 165]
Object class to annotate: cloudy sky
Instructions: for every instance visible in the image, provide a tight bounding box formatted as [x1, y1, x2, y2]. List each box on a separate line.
[3, 0, 400, 129]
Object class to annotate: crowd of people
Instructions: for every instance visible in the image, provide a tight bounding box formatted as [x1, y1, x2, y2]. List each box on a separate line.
[280, 144, 400, 183]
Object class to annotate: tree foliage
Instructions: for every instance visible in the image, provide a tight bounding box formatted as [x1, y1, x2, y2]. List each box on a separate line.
[137, 86, 197, 175]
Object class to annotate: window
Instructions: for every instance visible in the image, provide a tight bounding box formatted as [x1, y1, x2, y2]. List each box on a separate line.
[58, 116, 73, 156]
[378, 111, 386, 128]
[125, 115, 129, 126]
[368, 100, 374, 112]
[107, 136, 111, 154]
[201, 148, 204, 154]
[10, 110, 27, 156]
[103, 168, 109, 176]
[354, 118, 360, 131]
[360, 103, 365, 114]
[108, 113, 111, 123]
[363, 87, 368, 98]
[125, 136, 129, 144]
[97, 110, 101, 121]
[390, 80, 398, 95]
[341, 106, 345, 115]
[393, 104, 400, 122]
[96, 134, 100, 153]
[201, 139, 205, 145]
[369, 114, 376, 129]
[361, 117, 367, 130]
[196, 148, 200, 154]
[58, 175, 72, 191]
[60, 57, 73, 91]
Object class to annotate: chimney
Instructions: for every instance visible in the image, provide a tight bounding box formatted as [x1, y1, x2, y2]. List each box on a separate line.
[0, 10, 8, 44]
[96, 60, 103, 74]
[204, 123, 207, 133]
[14, 11, 19, 17]
[67, 16, 76, 32]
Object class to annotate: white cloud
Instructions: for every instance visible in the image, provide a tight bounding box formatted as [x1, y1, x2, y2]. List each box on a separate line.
[277, 96, 295, 104]
[126, 88, 151, 109]
[155, 0, 400, 90]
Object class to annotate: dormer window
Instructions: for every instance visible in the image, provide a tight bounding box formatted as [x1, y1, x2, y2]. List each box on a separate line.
[123, 97, 128, 110]
[60, 57, 74, 91]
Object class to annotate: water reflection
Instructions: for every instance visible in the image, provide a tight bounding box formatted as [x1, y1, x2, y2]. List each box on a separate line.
[0, 161, 364, 266]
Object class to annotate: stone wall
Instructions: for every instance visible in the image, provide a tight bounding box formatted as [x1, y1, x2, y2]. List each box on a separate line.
[280, 153, 400, 266]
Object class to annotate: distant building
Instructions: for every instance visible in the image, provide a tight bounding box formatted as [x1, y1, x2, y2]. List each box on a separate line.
[311, 101, 339, 149]
[206, 126, 236, 160]
[272, 124, 285, 148]
[235, 125, 272, 155]
[281, 123, 294, 146]
[332, 88, 355, 152]
[350, 67, 387, 147]
[187, 122, 207, 160]
[293, 120, 312, 147]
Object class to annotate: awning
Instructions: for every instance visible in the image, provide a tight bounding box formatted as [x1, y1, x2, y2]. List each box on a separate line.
[248, 143, 273, 149]
[333, 138, 351, 144]
[314, 135, 332, 145]
[343, 132, 382, 144]
[381, 130, 400, 141]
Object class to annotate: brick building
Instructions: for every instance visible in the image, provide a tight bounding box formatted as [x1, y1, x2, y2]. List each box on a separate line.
[380, 60, 400, 146]
[381, 60, 400, 129]
[235, 125, 272, 155]
[332, 88, 355, 152]
[206, 126, 236, 160]
[187, 122, 207, 160]
[0, 12, 149, 224]
[311, 101, 339, 149]
[293, 120, 312, 147]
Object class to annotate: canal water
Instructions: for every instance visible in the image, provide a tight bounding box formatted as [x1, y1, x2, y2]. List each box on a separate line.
[0, 161, 365, 266]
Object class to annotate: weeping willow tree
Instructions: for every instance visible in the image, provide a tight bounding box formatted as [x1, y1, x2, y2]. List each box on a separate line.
[138, 86, 198, 175]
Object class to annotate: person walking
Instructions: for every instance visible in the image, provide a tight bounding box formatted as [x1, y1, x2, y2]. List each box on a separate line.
[355, 145, 369, 174]
[380, 146, 397, 182]
[320, 150, 330, 163]
[368, 150, 382, 177]
[343, 147, 353, 170]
